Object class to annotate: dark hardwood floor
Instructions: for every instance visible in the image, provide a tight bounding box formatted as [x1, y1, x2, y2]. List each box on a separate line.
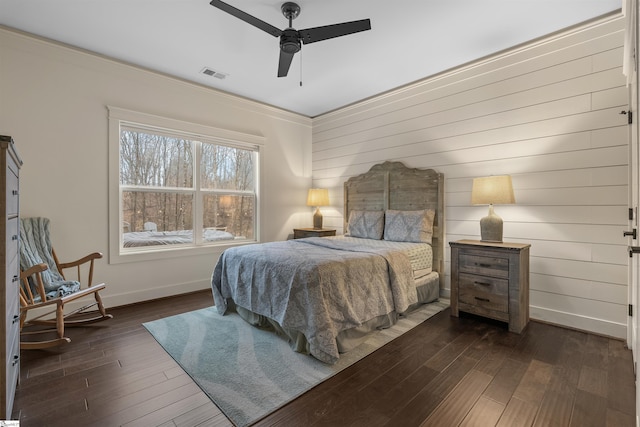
[11, 290, 636, 427]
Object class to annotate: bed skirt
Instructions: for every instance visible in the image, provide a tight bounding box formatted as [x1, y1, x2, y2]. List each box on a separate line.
[230, 271, 440, 360]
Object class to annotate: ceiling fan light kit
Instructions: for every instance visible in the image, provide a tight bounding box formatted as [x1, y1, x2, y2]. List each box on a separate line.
[209, 0, 371, 77]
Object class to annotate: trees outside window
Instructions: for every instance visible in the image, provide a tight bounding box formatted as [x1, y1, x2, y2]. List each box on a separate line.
[118, 126, 257, 251]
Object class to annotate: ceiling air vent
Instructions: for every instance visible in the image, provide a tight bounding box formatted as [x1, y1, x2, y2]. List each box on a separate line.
[201, 67, 228, 80]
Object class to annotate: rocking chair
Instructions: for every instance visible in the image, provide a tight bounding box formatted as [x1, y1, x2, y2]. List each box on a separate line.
[19, 217, 112, 349]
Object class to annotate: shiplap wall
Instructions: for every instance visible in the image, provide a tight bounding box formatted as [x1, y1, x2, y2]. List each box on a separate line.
[311, 14, 629, 338]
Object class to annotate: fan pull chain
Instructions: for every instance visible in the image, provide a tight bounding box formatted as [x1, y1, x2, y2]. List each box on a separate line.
[299, 49, 303, 87]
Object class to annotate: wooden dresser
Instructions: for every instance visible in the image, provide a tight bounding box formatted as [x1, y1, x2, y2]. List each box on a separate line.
[0, 136, 22, 419]
[293, 228, 336, 239]
[450, 239, 530, 333]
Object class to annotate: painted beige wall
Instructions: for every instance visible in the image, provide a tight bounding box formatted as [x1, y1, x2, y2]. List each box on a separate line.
[312, 14, 629, 338]
[0, 27, 313, 308]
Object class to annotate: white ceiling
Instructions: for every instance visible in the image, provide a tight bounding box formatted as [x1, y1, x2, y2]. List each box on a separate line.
[0, 0, 622, 117]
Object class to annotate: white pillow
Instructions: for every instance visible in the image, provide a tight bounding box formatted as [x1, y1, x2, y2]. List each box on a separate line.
[383, 209, 435, 243]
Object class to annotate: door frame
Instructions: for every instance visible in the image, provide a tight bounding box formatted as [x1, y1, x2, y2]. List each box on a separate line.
[626, 1, 640, 423]
[621, 1, 639, 424]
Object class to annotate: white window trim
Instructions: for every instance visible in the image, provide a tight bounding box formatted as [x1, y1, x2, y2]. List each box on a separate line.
[108, 106, 264, 264]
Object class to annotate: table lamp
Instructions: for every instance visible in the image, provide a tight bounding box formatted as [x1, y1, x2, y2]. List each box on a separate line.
[307, 188, 329, 229]
[471, 175, 515, 243]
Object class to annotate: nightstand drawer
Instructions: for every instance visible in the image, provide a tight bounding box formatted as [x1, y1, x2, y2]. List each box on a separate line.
[458, 273, 508, 313]
[459, 253, 509, 279]
[458, 301, 510, 323]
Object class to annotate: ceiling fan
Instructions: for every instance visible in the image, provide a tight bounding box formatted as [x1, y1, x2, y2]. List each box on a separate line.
[209, 0, 371, 78]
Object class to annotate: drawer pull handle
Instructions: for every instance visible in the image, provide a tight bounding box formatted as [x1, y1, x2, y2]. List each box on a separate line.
[12, 275, 18, 283]
[474, 281, 491, 287]
[476, 263, 491, 268]
[12, 314, 19, 324]
[12, 355, 19, 366]
[11, 234, 18, 241]
[475, 297, 491, 303]
[12, 190, 18, 196]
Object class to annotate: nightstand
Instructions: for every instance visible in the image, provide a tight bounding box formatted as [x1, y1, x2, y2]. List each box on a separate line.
[293, 228, 336, 239]
[450, 239, 530, 333]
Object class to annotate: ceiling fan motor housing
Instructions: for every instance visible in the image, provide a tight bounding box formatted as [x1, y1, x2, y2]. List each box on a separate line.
[280, 29, 301, 54]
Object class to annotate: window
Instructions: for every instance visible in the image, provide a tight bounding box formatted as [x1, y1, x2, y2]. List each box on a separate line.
[108, 107, 263, 263]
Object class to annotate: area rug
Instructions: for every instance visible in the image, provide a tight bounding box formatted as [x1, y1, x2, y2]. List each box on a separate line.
[143, 299, 449, 426]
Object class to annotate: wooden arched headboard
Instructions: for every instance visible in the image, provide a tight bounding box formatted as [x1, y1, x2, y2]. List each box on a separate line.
[344, 161, 445, 290]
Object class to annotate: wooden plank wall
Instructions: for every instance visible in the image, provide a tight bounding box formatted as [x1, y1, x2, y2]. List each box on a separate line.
[311, 13, 629, 338]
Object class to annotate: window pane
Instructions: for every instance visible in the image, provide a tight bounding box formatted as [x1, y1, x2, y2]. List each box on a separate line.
[122, 191, 194, 246]
[203, 194, 255, 240]
[201, 143, 254, 191]
[120, 130, 193, 188]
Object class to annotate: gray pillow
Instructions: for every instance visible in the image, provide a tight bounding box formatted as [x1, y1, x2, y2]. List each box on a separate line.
[383, 209, 435, 243]
[347, 210, 385, 240]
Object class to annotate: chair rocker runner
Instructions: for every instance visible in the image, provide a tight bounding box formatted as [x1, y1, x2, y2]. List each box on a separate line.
[19, 217, 112, 349]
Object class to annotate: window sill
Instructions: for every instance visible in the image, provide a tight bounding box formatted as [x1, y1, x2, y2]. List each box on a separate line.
[108, 239, 257, 264]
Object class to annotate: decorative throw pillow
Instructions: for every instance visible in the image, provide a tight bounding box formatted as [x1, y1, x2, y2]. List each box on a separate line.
[347, 210, 385, 240]
[383, 209, 435, 243]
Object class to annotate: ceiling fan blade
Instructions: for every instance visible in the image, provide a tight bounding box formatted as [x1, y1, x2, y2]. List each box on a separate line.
[210, 0, 282, 37]
[278, 50, 295, 77]
[299, 19, 371, 44]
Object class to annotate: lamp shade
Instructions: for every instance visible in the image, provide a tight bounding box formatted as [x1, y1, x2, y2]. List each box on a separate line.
[307, 188, 330, 206]
[471, 175, 515, 205]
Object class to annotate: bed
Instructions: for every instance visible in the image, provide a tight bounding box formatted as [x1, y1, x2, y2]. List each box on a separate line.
[123, 228, 234, 247]
[211, 161, 444, 364]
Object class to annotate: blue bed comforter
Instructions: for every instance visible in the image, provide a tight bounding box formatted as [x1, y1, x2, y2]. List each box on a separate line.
[211, 236, 417, 364]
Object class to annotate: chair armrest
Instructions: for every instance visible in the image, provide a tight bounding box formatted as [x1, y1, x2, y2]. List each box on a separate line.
[21, 263, 49, 278]
[53, 249, 103, 287]
[57, 252, 103, 270]
[20, 295, 63, 311]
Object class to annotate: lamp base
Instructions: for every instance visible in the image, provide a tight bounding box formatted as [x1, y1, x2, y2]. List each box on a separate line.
[480, 205, 503, 243]
[313, 207, 323, 229]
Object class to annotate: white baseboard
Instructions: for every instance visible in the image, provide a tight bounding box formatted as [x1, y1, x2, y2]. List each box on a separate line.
[530, 305, 626, 339]
[22, 279, 212, 323]
[102, 279, 212, 309]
